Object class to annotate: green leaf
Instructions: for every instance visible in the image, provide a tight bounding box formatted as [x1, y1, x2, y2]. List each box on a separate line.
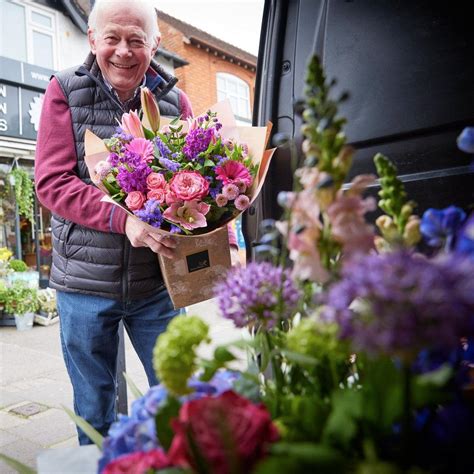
[155, 396, 181, 451]
[281, 349, 319, 367]
[62, 405, 103, 450]
[123, 372, 143, 399]
[203, 158, 215, 167]
[143, 126, 155, 140]
[214, 346, 236, 364]
[0, 454, 36, 474]
[416, 363, 452, 387]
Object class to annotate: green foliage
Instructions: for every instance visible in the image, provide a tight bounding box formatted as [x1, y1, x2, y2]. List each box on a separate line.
[8, 167, 34, 221]
[63, 405, 103, 450]
[0, 453, 36, 474]
[3, 282, 38, 315]
[8, 259, 28, 272]
[155, 395, 181, 451]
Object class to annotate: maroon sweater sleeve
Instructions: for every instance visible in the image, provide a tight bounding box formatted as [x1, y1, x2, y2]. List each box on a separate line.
[35, 77, 128, 233]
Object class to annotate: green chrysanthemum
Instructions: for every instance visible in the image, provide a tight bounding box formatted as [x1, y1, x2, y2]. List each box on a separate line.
[153, 314, 210, 395]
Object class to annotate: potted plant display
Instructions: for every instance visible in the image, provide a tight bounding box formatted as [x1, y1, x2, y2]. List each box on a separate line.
[4, 282, 39, 331]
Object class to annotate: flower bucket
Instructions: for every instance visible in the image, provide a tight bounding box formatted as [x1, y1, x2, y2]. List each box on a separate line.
[14, 312, 34, 331]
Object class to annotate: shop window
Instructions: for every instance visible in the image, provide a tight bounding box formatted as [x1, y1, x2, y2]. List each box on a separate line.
[216, 73, 251, 125]
[0, 0, 57, 69]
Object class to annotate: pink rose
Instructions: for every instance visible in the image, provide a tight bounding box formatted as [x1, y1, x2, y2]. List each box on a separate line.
[147, 172, 166, 190]
[125, 191, 146, 211]
[147, 188, 166, 204]
[103, 449, 170, 474]
[169, 171, 209, 201]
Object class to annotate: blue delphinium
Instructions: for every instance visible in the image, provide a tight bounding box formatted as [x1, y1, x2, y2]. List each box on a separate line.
[420, 205, 467, 250]
[98, 370, 240, 473]
[455, 212, 474, 258]
[457, 127, 474, 154]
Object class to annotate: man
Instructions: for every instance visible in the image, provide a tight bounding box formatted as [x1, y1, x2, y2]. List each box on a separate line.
[35, 0, 235, 444]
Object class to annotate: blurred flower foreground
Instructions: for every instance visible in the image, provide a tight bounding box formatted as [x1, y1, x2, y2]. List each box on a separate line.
[96, 56, 474, 474]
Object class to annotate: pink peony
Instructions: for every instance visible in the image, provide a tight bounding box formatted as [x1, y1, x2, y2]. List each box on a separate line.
[163, 200, 210, 230]
[222, 184, 239, 200]
[234, 194, 250, 211]
[216, 160, 252, 187]
[125, 138, 154, 162]
[146, 172, 166, 190]
[120, 110, 144, 138]
[169, 171, 209, 201]
[125, 191, 146, 211]
[147, 188, 166, 203]
[215, 194, 228, 207]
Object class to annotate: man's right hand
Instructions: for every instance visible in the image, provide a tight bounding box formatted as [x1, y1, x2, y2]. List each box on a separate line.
[125, 216, 177, 259]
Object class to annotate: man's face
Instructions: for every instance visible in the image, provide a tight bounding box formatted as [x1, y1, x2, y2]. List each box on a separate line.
[88, 7, 159, 101]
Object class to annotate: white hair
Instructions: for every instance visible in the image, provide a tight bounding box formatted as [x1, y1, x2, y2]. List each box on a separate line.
[88, 0, 160, 46]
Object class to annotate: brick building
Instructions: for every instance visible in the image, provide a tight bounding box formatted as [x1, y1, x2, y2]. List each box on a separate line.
[157, 10, 258, 124]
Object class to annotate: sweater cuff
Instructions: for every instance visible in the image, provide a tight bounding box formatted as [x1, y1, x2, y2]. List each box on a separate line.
[110, 205, 128, 234]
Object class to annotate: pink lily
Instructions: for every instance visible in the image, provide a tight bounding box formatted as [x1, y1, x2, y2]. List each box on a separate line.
[140, 87, 161, 133]
[121, 110, 144, 138]
[163, 200, 210, 230]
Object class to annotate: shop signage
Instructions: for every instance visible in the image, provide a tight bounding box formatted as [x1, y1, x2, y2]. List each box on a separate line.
[0, 56, 55, 141]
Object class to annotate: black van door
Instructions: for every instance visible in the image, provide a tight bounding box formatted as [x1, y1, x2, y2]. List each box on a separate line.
[245, 0, 474, 255]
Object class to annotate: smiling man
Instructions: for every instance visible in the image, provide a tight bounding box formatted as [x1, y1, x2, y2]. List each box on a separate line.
[34, 0, 196, 445]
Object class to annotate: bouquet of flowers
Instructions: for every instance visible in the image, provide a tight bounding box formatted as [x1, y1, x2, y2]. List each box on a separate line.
[86, 90, 272, 236]
[79, 57, 474, 473]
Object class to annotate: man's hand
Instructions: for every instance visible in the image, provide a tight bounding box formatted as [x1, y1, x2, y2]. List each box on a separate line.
[230, 246, 242, 266]
[125, 216, 177, 259]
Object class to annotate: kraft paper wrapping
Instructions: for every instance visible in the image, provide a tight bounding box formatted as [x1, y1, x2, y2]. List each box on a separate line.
[84, 100, 275, 308]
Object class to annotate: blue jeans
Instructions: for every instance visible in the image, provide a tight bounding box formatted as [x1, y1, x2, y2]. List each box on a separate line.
[57, 288, 179, 445]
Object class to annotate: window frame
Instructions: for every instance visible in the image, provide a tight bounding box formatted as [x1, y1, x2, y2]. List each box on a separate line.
[216, 72, 252, 124]
[3, 0, 59, 70]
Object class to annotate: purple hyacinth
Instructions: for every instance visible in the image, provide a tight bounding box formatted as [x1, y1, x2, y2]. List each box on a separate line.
[98, 370, 239, 473]
[183, 127, 215, 160]
[134, 199, 163, 228]
[116, 162, 151, 193]
[154, 137, 172, 158]
[323, 251, 474, 358]
[214, 262, 300, 329]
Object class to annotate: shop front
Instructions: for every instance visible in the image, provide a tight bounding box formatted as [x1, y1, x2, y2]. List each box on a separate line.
[0, 56, 54, 288]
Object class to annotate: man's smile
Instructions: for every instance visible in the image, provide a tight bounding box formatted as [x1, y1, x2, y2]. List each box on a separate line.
[110, 62, 136, 69]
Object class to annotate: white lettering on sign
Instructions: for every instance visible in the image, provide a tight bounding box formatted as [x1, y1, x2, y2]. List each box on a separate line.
[0, 103, 6, 114]
[0, 118, 7, 132]
[0, 85, 6, 97]
[30, 71, 49, 82]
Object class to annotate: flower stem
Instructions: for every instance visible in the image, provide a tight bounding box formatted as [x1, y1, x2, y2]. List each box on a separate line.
[265, 331, 284, 416]
[401, 362, 412, 469]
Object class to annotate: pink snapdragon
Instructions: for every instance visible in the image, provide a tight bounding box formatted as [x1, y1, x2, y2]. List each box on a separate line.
[163, 200, 210, 230]
[125, 191, 146, 211]
[169, 171, 209, 201]
[126, 138, 154, 163]
[120, 110, 144, 138]
[216, 160, 253, 187]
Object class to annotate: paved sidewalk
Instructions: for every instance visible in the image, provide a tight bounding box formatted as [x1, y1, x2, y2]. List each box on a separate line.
[0, 299, 244, 473]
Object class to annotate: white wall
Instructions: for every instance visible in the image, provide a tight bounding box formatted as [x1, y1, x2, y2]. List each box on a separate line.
[56, 10, 90, 70]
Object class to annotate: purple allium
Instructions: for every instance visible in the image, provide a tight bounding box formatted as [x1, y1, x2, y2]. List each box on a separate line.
[323, 251, 474, 359]
[214, 262, 300, 329]
[183, 127, 215, 159]
[154, 137, 171, 158]
[98, 370, 239, 473]
[420, 206, 467, 250]
[116, 162, 151, 193]
[134, 199, 163, 228]
[158, 156, 181, 172]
